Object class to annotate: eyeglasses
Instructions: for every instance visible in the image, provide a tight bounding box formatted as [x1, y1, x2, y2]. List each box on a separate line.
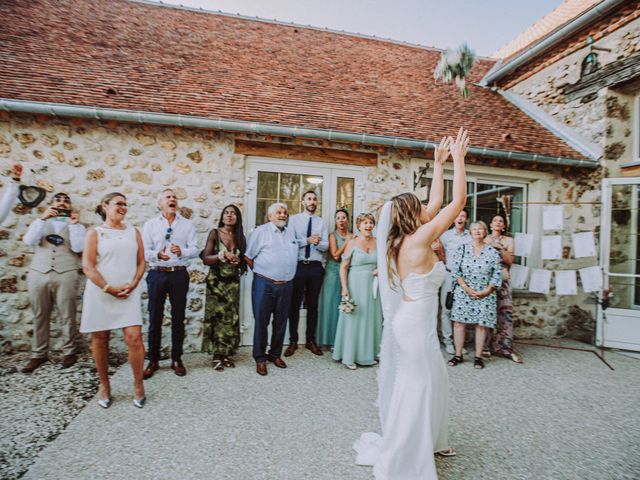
[165, 227, 173, 241]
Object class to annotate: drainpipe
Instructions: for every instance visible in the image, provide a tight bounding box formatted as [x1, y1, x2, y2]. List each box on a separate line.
[482, 0, 627, 86]
[0, 98, 598, 169]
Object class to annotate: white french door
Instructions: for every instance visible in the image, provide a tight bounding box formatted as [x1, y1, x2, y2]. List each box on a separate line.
[598, 177, 640, 351]
[240, 157, 365, 345]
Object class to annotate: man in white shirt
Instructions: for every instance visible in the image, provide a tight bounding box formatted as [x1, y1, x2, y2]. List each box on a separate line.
[21, 192, 86, 373]
[439, 209, 471, 354]
[142, 189, 198, 378]
[245, 203, 298, 376]
[0, 163, 22, 224]
[284, 191, 328, 357]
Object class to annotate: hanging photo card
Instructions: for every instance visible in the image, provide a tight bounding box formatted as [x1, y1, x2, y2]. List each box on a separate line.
[543, 205, 563, 230]
[555, 270, 578, 295]
[579, 266, 602, 293]
[572, 232, 597, 258]
[529, 269, 551, 294]
[541, 235, 562, 260]
[514, 233, 534, 257]
[509, 264, 529, 290]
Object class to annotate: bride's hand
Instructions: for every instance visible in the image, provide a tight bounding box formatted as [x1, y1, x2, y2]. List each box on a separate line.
[433, 136, 451, 166]
[449, 127, 469, 161]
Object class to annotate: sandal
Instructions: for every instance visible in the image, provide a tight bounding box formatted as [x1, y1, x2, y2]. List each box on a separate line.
[436, 447, 457, 457]
[222, 356, 235, 368]
[481, 349, 491, 358]
[212, 356, 224, 372]
[448, 355, 463, 367]
[474, 357, 484, 369]
[509, 352, 523, 364]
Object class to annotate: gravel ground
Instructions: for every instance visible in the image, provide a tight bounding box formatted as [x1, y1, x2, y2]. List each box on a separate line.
[5, 340, 640, 480]
[0, 352, 124, 480]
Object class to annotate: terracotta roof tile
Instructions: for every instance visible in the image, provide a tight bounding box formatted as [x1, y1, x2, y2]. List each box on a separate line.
[0, 0, 585, 160]
[492, 0, 602, 59]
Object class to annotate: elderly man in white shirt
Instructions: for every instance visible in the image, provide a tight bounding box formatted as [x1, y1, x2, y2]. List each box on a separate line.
[21, 192, 86, 373]
[142, 188, 198, 379]
[284, 190, 328, 357]
[245, 202, 298, 376]
[439, 209, 471, 354]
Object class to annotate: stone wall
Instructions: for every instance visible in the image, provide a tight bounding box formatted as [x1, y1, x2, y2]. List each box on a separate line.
[504, 17, 640, 342]
[0, 113, 410, 354]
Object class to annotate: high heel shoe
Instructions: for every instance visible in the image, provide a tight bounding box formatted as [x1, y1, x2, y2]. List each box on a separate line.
[133, 396, 146, 408]
[97, 396, 112, 409]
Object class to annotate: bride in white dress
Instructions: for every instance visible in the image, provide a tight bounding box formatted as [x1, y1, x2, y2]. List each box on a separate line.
[355, 128, 469, 479]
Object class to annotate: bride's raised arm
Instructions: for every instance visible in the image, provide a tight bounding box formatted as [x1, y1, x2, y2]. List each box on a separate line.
[423, 137, 451, 221]
[418, 127, 469, 245]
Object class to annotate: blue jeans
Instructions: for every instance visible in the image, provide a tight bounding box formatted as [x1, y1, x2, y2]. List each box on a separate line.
[251, 275, 293, 363]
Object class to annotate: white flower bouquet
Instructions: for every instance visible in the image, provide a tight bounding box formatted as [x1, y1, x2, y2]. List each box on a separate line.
[433, 43, 476, 99]
[338, 296, 357, 314]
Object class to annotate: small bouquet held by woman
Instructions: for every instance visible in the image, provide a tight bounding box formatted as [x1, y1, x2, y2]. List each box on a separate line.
[338, 296, 357, 314]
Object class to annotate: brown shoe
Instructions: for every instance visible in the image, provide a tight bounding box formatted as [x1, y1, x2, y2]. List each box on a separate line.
[256, 361, 268, 376]
[21, 357, 48, 374]
[268, 356, 287, 369]
[143, 361, 159, 380]
[284, 344, 298, 357]
[171, 360, 187, 376]
[62, 354, 77, 368]
[306, 341, 324, 356]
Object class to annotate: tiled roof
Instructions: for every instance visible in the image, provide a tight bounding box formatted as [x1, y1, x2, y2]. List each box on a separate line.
[0, 0, 585, 160]
[492, 0, 602, 59]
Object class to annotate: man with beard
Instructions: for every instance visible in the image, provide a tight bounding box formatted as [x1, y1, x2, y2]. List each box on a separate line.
[142, 189, 198, 378]
[284, 190, 328, 357]
[439, 209, 471, 354]
[21, 192, 86, 373]
[244, 203, 298, 376]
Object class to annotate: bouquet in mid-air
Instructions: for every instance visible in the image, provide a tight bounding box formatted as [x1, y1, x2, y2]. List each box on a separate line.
[433, 43, 476, 99]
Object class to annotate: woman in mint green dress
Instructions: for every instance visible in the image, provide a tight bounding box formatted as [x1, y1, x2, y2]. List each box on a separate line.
[332, 213, 382, 369]
[317, 209, 352, 347]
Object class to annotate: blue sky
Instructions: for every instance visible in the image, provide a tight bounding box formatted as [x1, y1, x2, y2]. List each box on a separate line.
[156, 0, 563, 57]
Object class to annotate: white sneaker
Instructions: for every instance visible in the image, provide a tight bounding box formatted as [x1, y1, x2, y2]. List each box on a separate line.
[445, 344, 455, 355]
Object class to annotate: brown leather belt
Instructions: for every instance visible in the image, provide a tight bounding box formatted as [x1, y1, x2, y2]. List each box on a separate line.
[150, 266, 187, 272]
[254, 272, 290, 285]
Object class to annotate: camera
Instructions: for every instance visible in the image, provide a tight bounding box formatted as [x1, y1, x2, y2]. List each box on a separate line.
[53, 208, 71, 217]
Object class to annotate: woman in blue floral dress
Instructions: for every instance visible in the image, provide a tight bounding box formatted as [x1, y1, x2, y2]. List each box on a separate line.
[448, 220, 501, 369]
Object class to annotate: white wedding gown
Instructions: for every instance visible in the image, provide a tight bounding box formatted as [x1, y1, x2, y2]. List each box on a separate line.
[354, 261, 450, 480]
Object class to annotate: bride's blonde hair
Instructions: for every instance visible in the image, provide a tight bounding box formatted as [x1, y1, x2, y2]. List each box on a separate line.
[386, 193, 423, 287]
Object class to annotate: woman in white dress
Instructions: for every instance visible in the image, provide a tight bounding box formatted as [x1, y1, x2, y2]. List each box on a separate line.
[355, 128, 469, 479]
[81, 192, 146, 408]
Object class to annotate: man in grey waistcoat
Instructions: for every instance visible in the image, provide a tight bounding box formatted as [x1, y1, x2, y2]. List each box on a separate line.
[21, 192, 86, 373]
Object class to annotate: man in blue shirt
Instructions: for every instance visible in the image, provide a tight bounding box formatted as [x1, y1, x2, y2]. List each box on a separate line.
[284, 191, 329, 357]
[245, 203, 299, 376]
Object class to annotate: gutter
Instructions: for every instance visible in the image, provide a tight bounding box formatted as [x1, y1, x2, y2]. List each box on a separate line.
[481, 0, 627, 86]
[0, 98, 598, 169]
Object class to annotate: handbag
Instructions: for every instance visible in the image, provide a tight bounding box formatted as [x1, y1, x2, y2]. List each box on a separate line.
[445, 244, 466, 310]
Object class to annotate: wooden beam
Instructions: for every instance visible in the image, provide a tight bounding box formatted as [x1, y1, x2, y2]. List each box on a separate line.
[234, 140, 377, 167]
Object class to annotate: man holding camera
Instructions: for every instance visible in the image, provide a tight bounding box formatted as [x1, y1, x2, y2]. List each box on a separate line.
[21, 192, 86, 373]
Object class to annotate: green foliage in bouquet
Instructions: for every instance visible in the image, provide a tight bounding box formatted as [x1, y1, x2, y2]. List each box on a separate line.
[433, 43, 476, 99]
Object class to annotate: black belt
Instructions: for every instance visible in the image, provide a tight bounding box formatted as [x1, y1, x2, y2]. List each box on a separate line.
[299, 260, 321, 265]
[150, 266, 187, 272]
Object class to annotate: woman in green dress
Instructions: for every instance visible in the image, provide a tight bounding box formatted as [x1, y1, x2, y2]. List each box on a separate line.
[332, 213, 383, 369]
[317, 209, 352, 348]
[201, 204, 246, 371]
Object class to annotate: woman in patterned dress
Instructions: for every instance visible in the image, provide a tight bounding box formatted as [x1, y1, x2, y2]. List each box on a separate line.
[201, 205, 246, 371]
[448, 220, 502, 369]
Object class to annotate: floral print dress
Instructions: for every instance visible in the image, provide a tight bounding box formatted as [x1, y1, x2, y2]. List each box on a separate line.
[450, 243, 502, 328]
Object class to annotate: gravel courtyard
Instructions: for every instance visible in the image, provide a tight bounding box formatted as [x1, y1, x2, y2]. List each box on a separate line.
[3, 340, 639, 480]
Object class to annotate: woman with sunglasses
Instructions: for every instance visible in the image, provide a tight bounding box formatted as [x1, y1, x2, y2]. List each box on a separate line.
[80, 192, 146, 408]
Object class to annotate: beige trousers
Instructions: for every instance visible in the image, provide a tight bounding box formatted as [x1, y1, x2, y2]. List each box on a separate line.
[28, 269, 79, 358]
